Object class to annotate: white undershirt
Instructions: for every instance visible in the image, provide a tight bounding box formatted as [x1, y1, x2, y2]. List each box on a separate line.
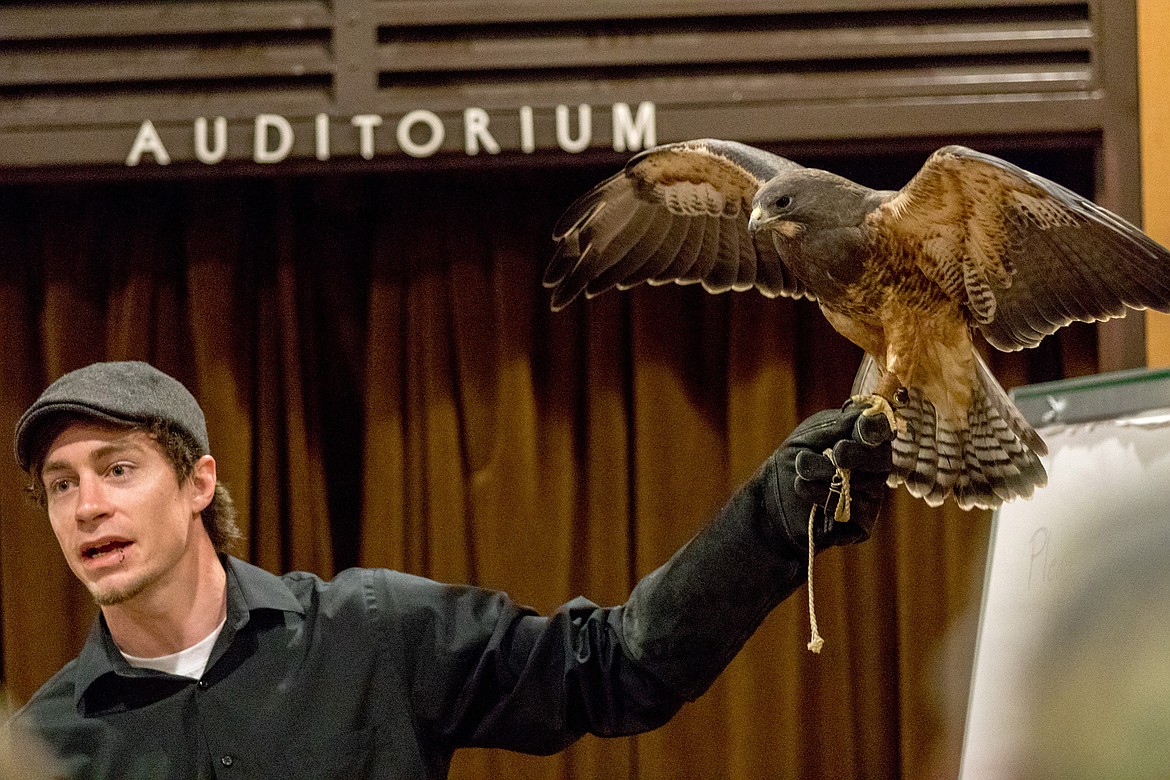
[120, 616, 227, 680]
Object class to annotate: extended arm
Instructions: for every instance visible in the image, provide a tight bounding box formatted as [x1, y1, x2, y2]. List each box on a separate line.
[386, 404, 892, 755]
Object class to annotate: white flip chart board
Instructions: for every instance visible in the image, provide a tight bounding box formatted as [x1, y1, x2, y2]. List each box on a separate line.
[959, 367, 1170, 778]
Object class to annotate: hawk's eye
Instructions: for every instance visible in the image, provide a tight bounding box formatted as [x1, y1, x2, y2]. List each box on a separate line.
[774, 195, 792, 210]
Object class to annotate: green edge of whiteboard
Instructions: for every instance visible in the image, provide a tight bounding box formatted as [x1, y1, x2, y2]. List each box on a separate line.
[1008, 365, 1170, 427]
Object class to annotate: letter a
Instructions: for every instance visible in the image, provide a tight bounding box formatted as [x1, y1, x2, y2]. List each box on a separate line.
[125, 119, 171, 166]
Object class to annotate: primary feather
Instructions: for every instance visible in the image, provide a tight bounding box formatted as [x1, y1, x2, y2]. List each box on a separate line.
[546, 141, 1170, 509]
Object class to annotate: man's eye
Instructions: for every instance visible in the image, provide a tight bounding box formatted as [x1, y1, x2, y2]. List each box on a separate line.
[109, 464, 129, 478]
[49, 479, 73, 494]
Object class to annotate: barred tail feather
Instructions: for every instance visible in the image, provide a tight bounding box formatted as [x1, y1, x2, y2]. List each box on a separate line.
[850, 353, 1048, 509]
[895, 389, 936, 498]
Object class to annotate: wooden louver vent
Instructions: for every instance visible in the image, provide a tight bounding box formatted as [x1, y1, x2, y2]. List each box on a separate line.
[0, 1, 1106, 169]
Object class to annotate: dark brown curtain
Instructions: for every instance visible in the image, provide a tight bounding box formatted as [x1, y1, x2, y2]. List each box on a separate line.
[0, 152, 1096, 779]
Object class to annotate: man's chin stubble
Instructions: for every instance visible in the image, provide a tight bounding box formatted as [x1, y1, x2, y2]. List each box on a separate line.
[90, 574, 154, 606]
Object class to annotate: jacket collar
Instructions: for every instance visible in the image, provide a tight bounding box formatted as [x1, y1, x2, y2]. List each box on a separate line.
[72, 555, 304, 710]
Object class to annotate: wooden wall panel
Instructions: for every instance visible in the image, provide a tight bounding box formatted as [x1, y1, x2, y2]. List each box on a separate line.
[1139, 0, 1170, 367]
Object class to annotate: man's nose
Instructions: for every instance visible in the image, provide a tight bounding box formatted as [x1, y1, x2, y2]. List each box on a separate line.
[75, 474, 111, 524]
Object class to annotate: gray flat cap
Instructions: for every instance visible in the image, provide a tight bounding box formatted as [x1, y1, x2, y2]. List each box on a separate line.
[14, 361, 209, 472]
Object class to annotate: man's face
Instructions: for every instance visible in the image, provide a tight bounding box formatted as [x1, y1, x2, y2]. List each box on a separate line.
[39, 422, 213, 606]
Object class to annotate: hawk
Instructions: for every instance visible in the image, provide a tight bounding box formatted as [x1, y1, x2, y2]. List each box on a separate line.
[544, 139, 1170, 510]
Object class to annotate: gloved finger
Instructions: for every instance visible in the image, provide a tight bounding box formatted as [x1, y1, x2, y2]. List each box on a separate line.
[849, 489, 885, 525]
[814, 490, 877, 545]
[820, 513, 871, 545]
[854, 410, 895, 445]
[794, 447, 890, 502]
[794, 450, 837, 483]
[831, 438, 892, 474]
[784, 406, 865, 450]
[794, 475, 832, 507]
[823, 479, 885, 534]
[847, 469, 889, 493]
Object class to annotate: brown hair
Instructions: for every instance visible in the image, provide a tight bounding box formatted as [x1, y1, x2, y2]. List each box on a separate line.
[26, 415, 242, 554]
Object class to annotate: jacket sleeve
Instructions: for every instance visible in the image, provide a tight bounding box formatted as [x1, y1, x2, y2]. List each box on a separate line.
[376, 458, 808, 755]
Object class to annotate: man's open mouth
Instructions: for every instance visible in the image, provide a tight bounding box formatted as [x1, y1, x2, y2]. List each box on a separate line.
[84, 540, 131, 559]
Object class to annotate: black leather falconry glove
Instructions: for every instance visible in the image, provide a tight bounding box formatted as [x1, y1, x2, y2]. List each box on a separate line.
[767, 401, 895, 552]
[613, 401, 895, 689]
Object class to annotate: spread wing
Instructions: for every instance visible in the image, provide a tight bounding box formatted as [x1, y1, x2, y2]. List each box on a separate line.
[878, 145, 1170, 351]
[545, 139, 812, 310]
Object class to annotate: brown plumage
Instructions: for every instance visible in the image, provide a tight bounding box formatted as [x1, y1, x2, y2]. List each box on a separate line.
[545, 139, 1170, 509]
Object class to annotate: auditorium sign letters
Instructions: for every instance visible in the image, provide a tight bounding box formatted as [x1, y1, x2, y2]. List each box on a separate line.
[125, 102, 657, 166]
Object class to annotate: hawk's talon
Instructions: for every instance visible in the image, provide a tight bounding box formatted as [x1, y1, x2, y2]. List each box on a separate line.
[849, 393, 902, 435]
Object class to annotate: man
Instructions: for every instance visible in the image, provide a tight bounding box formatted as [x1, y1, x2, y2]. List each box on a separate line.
[5, 361, 892, 779]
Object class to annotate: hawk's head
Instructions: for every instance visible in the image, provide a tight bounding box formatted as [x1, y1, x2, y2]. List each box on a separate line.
[748, 169, 875, 242]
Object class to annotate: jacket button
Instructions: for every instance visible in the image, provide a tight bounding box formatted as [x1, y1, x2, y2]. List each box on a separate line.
[197, 680, 209, 690]
[221, 755, 233, 767]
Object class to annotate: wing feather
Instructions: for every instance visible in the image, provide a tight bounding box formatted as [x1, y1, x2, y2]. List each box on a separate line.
[683, 216, 721, 285]
[753, 234, 803, 299]
[634, 210, 694, 284]
[647, 214, 708, 288]
[732, 220, 756, 291]
[581, 205, 673, 298]
[879, 145, 1170, 351]
[546, 139, 810, 309]
[701, 217, 741, 294]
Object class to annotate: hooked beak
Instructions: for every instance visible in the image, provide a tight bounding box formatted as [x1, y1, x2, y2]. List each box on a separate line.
[749, 206, 802, 239]
[748, 205, 776, 233]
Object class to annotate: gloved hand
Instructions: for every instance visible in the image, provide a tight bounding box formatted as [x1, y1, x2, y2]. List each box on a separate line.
[767, 401, 894, 552]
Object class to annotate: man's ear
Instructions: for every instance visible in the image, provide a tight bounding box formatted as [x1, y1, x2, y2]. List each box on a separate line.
[189, 454, 217, 515]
